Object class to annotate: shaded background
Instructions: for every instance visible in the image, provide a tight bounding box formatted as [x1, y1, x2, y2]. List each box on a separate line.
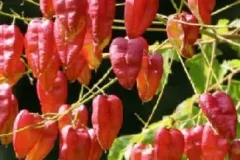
[0, 0, 239, 159]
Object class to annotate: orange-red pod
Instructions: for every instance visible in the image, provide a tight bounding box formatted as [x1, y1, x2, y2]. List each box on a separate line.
[92, 94, 123, 150]
[40, 0, 55, 18]
[199, 91, 237, 141]
[124, 0, 159, 38]
[88, 0, 115, 49]
[154, 128, 185, 160]
[166, 12, 199, 58]
[72, 105, 89, 128]
[137, 53, 163, 102]
[25, 18, 60, 91]
[63, 53, 86, 82]
[37, 71, 68, 113]
[80, 27, 103, 69]
[75, 128, 91, 159]
[13, 110, 42, 158]
[88, 128, 103, 160]
[229, 139, 240, 160]
[182, 125, 204, 160]
[77, 62, 92, 85]
[53, 0, 88, 36]
[58, 104, 71, 130]
[201, 124, 230, 160]
[109, 37, 144, 89]
[54, 19, 87, 76]
[188, 0, 216, 24]
[26, 120, 58, 160]
[59, 125, 79, 160]
[0, 83, 19, 145]
[83, 0, 116, 69]
[130, 143, 147, 160]
[141, 148, 154, 160]
[0, 25, 25, 85]
[59, 125, 91, 160]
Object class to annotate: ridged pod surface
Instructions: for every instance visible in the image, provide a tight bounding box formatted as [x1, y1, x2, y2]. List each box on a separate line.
[92, 94, 123, 150]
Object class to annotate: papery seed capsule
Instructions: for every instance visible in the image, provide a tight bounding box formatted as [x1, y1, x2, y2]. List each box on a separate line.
[92, 94, 123, 150]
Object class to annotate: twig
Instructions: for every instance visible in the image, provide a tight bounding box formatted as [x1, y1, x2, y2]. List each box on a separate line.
[112, 26, 166, 32]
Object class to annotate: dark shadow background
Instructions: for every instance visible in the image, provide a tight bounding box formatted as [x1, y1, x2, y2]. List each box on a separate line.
[0, 0, 239, 159]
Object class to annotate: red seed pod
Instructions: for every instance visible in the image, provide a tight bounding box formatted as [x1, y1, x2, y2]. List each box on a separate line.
[182, 125, 204, 160]
[75, 128, 91, 159]
[138, 37, 149, 55]
[26, 120, 58, 160]
[80, 27, 103, 69]
[86, 0, 116, 68]
[72, 105, 88, 128]
[229, 139, 240, 160]
[130, 143, 147, 160]
[59, 125, 79, 160]
[136, 53, 163, 102]
[40, 0, 55, 18]
[25, 18, 60, 91]
[54, 19, 87, 76]
[141, 147, 154, 160]
[199, 91, 237, 140]
[154, 128, 184, 160]
[109, 37, 144, 89]
[37, 71, 68, 113]
[92, 94, 123, 150]
[0, 83, 19, 145]
[58, 104, 71, 130]
[63, 52, 87, 82]
[77, 61, 92, 85]
[88, 128, 103, 160]
[188, 0, 216, 24]
[124, 0, 159, 38]
[201, 124, 230, 160]
[13, 110, 42, 158]
[0, 83, 13, 130]
[0, 25, 25, 86]
[53, 0, 88, 36]
[166, 12, 199, 58]
[59, 125, 91, 160]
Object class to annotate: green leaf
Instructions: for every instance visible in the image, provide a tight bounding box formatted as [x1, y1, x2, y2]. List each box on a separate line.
[230, 40, 240, 57]
[172, 97, 194, 121]
[216, 19, 229, 34]
[222, 59, 240, 70]
[186, 44, 227, 93]
[229, 19, 240, 28]
[223, 80, 240, 103]
[107, 135, 135, 160]
[157, 48, 176, 93]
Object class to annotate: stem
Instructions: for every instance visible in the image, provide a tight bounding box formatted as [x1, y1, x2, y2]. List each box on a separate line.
[176, 50, 199, 95]
[198, 42, 222, 91]
[0, 11, 30, 24]
[212, 1, 240, 16]
[143, 54, 174, 128]
[24, 0, 39, 6]
[170, 0, 179, 12]
[201, 30, 240, 48]
[207, 68, 240, 92]
[113, 19, 164, 25]
[204, 41, 217, 93]
[80, 67, 113, 101]
[156, 13, 229, 29]
[116, 3, 125, 7]
[0, 119, 45, 137]
[112, 26, 166, 32]
[134, 113, 146, 126]
[178, 0, 184, 13]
